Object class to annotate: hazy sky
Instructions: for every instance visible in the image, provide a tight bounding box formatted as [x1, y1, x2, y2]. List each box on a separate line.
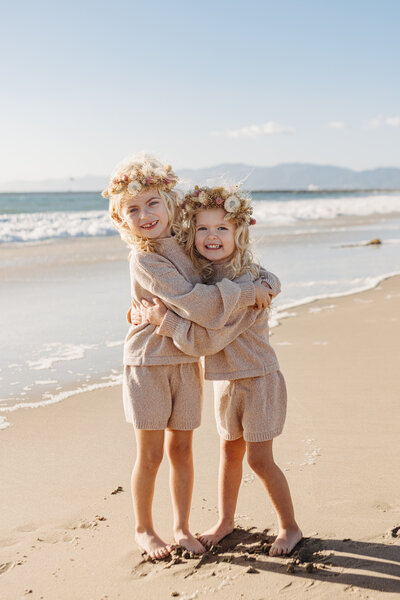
[1, 0, 399, 182]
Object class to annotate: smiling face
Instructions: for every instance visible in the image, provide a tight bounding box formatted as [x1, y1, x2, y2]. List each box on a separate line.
[194, 208, 236, 263]
[121, 189, 171, 239]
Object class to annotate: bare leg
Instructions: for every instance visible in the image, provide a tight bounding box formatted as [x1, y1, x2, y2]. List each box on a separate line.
[246, 439, 302, 556]
[166, 429, 205, 554]
[199, 437, 246, 547]
[131, 429, 172, 560]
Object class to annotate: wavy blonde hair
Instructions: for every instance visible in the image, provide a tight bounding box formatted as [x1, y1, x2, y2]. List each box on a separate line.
[106, 153, 180, 253]
[176, 205, 260, 282]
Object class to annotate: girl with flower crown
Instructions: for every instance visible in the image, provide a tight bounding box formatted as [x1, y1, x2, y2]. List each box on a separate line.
[139, 186, 302, 557]
[103, 156, 272, 560]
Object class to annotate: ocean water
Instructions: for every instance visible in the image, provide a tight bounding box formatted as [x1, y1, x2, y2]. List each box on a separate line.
[1, 190, 400, 421]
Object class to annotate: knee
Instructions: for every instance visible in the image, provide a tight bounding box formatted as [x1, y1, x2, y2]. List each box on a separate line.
[138, 448, 164, 472]
[247, 448, 274, 475]
[167, 440, 193, 466]
[221, 439, 245, 464]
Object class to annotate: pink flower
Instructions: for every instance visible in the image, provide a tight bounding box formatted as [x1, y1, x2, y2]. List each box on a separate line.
[123, 175, 129, 182]
[193, 190, 200, 197]
[146, 177, 154, 184]
[163, 178, 171, 184]
[216, 197, 223, 205]
[250, 218, 256, 225]
[180, 202, 186, 208]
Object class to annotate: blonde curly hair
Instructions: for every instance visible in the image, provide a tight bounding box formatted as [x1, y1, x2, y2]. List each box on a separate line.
[105, 153, 181, 253]
[176, 187, 260, 282]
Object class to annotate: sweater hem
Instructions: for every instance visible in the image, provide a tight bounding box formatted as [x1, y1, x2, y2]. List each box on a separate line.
[131, 421, 201, 430]
[205, 362, 280, 381]
[123, 355, 200, 367]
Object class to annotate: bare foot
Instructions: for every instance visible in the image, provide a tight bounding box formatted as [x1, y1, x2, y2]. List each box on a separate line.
[269, 526, 303, 557]
[175, 529, 205, 554]
[135, 529, 172, 560]
[198, 520, 234, 548]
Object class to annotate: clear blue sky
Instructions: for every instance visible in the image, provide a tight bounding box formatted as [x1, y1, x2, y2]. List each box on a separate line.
[1, 0, 399, 181]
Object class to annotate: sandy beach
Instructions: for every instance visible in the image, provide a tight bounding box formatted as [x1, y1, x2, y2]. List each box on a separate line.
[1, 275, 400, 599]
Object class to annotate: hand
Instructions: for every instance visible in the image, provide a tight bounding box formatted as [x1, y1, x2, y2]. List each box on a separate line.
[140, 297, 168, 326]
[127, 301, 144, 326]
[253, 280, 272, 309]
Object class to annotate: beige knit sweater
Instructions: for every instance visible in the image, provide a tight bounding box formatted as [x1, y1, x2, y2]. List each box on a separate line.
[156, 265, 281, 380]
[123, 237, 257, 366]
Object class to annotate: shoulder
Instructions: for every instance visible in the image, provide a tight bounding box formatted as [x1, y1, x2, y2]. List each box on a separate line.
[130, 250, 169, 268]
[233, 271, 254, 284]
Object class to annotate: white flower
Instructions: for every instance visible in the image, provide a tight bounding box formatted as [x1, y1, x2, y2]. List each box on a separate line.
[224, 195, 240, 212]
[153, 168, 165, 179]
[198, 191, 208, 203]
[127, 181, 142, 195]
[141, 165, 153, 178]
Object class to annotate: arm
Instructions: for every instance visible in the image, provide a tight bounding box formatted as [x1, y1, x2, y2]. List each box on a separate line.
[132, 253, 259, 329]
[258, 267, 281, 298]
[140, 299, 259, 357]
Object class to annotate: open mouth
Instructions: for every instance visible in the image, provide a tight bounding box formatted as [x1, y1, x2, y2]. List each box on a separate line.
[205, 243, 222, 249]
[141, 220, 158, 230]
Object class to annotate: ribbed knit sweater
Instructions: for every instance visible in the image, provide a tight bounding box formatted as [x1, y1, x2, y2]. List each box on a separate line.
[123, 237, 257, 366]
[156, 265, 281, 380]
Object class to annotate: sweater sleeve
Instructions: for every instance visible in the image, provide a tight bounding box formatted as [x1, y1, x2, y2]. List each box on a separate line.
[258, 266, 282, 298]
[131, 253, 256, 329]
[156, 307, 259, 357]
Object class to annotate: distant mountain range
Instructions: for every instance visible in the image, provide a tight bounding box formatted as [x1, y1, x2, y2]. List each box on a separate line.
[2, 163, 400, 192]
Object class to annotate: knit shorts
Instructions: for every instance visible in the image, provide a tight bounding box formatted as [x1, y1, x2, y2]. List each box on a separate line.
[213, 370, 287, 442]
[123, 362, 203, 430]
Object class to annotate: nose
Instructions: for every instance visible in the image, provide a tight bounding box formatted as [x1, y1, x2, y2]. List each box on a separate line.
[139, 206, 151, 220]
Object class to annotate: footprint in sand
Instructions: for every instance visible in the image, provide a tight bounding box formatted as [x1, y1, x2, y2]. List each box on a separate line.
[0, 562, 15, 575]
[389, 525, 400, 539]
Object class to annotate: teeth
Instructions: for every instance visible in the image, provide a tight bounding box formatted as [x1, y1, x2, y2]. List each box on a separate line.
[142, 221, 157, 228]
[206, 244, 222, 249]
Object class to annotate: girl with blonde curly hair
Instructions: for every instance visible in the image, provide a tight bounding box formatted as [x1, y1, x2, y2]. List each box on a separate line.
[103, 156, 272, 560]
[140, 186, 302, 557]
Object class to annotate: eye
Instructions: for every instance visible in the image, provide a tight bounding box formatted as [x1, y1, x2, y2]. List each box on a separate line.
[149, 200, 159, 206]
[218, 226, 228, 231]
[128, 207, 137, 213]
[196, 226, 207, 231]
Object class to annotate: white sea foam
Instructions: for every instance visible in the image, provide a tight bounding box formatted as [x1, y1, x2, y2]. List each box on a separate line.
[1, 193, 400, 243]
[27, 343, 98, 370]
[0, 416, 11, 429]
[275, 271, 400, 317]
[0, 210, 116, 243]
[105, 340, 124, 348]
[252, 194, 400, 225]
[0, 373, 122, 412]
[308, 304, 335, 313]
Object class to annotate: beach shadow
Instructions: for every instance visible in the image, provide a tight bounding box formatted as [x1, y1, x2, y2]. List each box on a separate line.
[133, 526, 400, 594]
[206, 526, 400, 593]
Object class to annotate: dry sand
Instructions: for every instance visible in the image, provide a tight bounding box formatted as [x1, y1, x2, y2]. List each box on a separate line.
[1, 276, 400, 599]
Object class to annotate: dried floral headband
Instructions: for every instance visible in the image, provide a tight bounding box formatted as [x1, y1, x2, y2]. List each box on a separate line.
[102, 164, 178, 199]
[181, 186, 256, 226]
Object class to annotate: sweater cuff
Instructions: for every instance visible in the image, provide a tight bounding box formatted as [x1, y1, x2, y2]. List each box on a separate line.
[238, 281, 256, 308]
[262, 273, 281, 297]
[156, 310, 180, 338]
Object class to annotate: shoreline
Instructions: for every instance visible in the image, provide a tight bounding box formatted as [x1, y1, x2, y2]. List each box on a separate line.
[1, 272, 400, 422]
[1, 272, 399, 599]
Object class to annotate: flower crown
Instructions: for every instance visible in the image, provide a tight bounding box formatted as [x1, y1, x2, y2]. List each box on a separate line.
[102, 163, 179, 199]
[181, 186, 256, 226]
